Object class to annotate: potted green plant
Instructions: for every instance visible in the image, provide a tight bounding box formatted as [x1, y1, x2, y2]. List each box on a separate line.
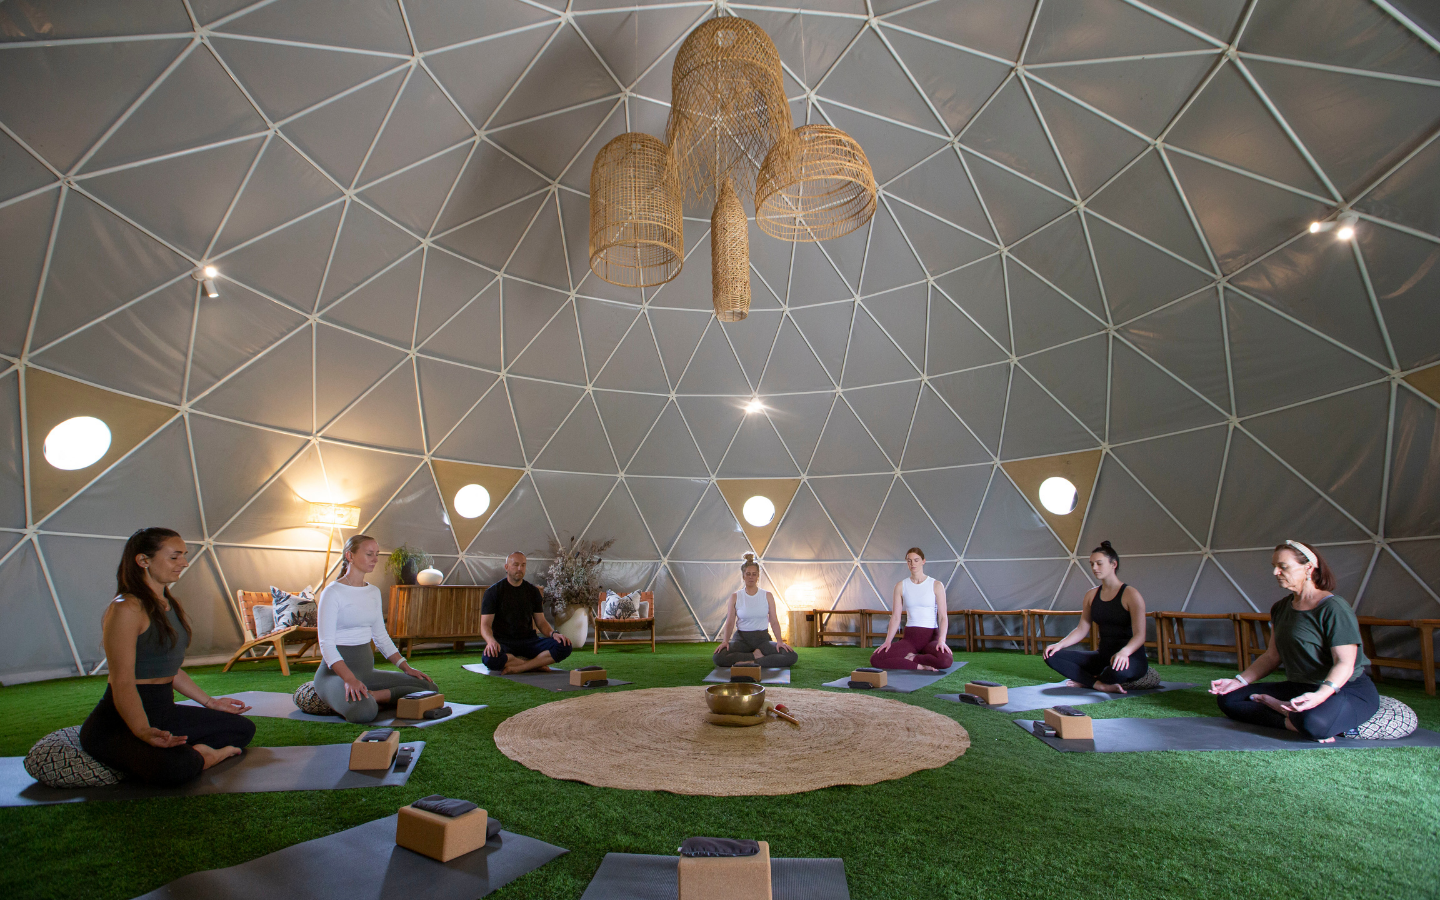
[387, 545, 432, 585]
[542, 536, 614, 648]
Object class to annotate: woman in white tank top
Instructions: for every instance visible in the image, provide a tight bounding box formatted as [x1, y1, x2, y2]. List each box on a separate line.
[713, 555, 799, 670]
[871, 547, 953, 671]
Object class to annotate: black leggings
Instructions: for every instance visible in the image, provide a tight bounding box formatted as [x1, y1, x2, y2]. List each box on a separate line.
[1216, 676, 1379, 740]
[1045, 647, 1148, 689]
[79, 684, 256, 786]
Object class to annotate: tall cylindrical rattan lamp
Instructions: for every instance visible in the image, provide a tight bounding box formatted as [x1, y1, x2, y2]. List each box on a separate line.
[589, 132, 684, 287]
[756, 124, 877, 242]
[711, 178, 750, 322]
[667, 16, 791, 204]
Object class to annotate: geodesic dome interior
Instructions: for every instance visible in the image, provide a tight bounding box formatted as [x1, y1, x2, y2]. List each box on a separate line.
[1, 0, 1438, 682]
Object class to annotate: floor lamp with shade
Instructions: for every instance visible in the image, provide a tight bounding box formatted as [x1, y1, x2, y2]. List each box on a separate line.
[307, 502, 360, 589]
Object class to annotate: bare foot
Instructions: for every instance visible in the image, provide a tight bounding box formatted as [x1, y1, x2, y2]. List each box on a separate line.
[370, 688, 392, 703]
[916, 664, 937, 671]
[1252, 693, 1286, 713]
[1063, 680, 1085, 688]
[1093, 681, 1127, 694]
[193, 744, 242, 770]
[536, 665, 554, 673]
[1315, 736, 1335, 743]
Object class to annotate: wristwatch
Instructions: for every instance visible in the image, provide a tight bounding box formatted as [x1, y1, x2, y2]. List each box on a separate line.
[1321, 679, 1341, 691]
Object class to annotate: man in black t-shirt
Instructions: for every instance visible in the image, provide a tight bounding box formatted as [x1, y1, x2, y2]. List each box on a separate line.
[480, 552, 572, 673]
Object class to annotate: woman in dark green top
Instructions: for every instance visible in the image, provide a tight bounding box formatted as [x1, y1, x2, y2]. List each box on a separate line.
[1210, 540, 1378, 741]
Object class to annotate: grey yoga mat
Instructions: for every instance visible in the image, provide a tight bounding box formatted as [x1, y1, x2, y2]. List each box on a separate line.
[1013, 716, 1440, 753]
[703, 667, 791, 684]
[822, 661, 967, 693]
[580, 852, 849, 900]
[180, 691, 485, 727]
[1, 740, 424, 807]
[936, 680, 1194, 712]
[462, 663, 633, 691]
[134, 814, 567, 899]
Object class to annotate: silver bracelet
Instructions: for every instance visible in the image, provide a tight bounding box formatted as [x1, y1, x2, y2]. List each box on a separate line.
[395, 656, 406, 668]
[1321, 679, 1341, 691]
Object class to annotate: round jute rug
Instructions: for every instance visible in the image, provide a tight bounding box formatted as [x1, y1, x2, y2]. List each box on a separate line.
[493, 686, 969, 796]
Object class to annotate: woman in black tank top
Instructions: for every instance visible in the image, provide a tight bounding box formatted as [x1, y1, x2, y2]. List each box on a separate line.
[1042, 541, 1150, 692]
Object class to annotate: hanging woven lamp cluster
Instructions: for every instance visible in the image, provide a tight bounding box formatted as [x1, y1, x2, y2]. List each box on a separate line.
[756, 125, 877, 242]
[587, 14, 877, 322]
[711, 178, 750, 322]
[588, 132, 683, 288]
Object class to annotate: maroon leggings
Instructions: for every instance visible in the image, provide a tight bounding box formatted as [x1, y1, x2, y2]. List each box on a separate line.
[869, 626, 953, 670]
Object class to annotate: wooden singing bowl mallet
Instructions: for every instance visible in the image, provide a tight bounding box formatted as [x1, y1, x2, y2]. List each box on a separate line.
[766, 702, 800, 726]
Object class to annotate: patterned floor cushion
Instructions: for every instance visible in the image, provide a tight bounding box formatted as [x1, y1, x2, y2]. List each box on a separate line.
[1122, 668, 1163, 691]
[293, 681, 336, 716]
[24, 726, 124, 788]
[1349, 695, 1418, 740]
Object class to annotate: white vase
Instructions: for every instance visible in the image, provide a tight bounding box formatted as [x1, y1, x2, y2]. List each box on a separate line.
[557, 606, 589, 649]
[415, 567, 444, 586]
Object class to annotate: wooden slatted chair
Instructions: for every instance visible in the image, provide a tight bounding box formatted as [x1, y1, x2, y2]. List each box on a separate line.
[593, 590, 656, 653]
[1024, 609, 1100, 656]
[1236, 611, 1272, 669]
[814, 608, 865, 646]
[967, 609, 1029, 652]
[222, 590, 322, 677]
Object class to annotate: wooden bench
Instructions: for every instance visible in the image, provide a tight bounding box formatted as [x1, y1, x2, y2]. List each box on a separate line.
[814, 608, 867, 646]
[966, 609, 1029, 652]
[222, 590, 321, 676]
[1155, 611, 1244, 666]
[1023, 609, 1100, 656]
[1359, 616, 1438, 696]
[1236, 611, 1272, 669]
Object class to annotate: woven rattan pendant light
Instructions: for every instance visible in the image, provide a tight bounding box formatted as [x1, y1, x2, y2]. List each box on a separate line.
[666, 17, 791, 204]
[588, 132, 684, 287]
[711, 178, 750, 322]
[756, 125, 877, 241]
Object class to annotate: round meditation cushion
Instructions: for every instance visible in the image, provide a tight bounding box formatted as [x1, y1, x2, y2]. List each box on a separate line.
[24, 726, 124, 788]
[1350, 695, 1417, 740]
[1122, 668, 1162, 691]
[293, 681, 336, 716]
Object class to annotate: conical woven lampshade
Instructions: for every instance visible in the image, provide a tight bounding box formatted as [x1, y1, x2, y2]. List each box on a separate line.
[756, 125, 877, 242]
[711, 178, 750, 323]
[589, 132, 684, 288]
[667, 16, 791, 204]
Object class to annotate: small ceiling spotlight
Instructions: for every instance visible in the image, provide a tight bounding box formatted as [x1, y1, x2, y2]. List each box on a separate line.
[1308, 211, 1359, 241]
[744, 398, 764, 414]
[193, 265, 220, 298]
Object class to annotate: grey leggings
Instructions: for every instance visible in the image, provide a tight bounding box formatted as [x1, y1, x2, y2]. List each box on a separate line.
[713, 629, 798, 668]
[314, 644, 436, 724]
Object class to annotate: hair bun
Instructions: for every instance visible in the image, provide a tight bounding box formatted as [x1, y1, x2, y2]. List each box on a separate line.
[1100, 540, 1114, 549]
[742, 552, 756, 563]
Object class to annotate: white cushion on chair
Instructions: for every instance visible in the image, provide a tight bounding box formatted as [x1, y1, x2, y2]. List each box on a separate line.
[252, 604, 276, 636]
[24, 726, 124, 788]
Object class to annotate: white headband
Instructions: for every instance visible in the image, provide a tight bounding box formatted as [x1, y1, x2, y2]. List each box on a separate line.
[1284, 540, 1317, 567]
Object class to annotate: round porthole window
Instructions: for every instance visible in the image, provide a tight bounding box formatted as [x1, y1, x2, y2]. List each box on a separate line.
[1038, 476, 1078, 515]
[454, 484, 491, 519]
[43, 416, 112, 470]
[742, 495, 775, 527]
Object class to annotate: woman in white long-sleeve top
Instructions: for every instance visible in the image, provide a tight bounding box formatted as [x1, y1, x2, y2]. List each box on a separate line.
[312, 534, 435, 723]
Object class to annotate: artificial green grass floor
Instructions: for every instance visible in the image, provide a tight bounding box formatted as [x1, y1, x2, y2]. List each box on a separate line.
[1, 645, 1437, 900]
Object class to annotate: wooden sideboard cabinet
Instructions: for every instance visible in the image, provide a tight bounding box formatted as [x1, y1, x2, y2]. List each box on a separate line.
[387, 585, 489, 654]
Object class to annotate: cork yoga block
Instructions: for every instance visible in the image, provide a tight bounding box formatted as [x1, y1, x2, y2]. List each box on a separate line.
[395, 804, 489, 862]
[396, 691, 444, 719]
[1044, 707, 1094, 740]
[570, 667, 608, 686]
[678, 841, 772, 900]
[851, 668, 887, 687]
[965, 682, 1008, 705]
[349, 729, 399, 770]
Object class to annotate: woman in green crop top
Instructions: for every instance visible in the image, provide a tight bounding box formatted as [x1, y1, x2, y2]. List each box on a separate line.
[79, 528, 255, 784]
[1210, 540, 1378, 742]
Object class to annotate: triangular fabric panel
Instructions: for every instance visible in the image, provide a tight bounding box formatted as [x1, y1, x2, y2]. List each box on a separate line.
[716, 478, 802, 556]
[26, 369, 177, 523]
[999, 449, 1103, 553]
[434, 460, 532, 550]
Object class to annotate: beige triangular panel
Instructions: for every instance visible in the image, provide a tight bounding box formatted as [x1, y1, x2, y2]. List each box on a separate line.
[430, 460, 524, 552]
[25, 368, 176, 522]
[716, 478, 802, 557]
[1001, 449, 1103, 553]
[1405, 365, 1440, 404]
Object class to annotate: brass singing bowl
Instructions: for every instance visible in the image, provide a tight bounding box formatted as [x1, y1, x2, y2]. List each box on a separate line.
[705, 682, 766, 716]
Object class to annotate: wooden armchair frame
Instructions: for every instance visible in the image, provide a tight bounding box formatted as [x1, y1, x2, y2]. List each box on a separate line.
[222, 590, 322, 676]
[593, 590, 656, 653]
[1155, 611, 1243, 666]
